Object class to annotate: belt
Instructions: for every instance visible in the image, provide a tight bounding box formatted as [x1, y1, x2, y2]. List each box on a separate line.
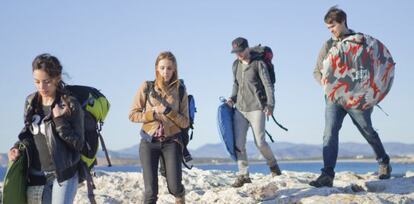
[152, 136, 167, 142]
[152, 134, 180, 143]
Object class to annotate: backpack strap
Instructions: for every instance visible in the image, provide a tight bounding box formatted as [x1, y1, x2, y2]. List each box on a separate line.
[178, 79, 185, 102]
[375, 104, 389, 116]
[264, 114, 289, 143]
[144, 81, 155, 110]
[265, 130, 275, 143]
[80, 161, 97, 204]
[271, 114, 288, 131]
[322, 38, 335, 61]
[232, 60, 239, 80]
[98, 130, 112, 167]
[178, 79, 186, 113]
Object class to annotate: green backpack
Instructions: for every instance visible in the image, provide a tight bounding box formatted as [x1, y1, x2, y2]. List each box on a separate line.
[66, 85, 111, 168]
[66, 85, 111, 204]
[2, 143, 28, 204]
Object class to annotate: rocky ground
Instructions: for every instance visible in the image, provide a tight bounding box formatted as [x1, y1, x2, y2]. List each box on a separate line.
[1, 168, 414, 203]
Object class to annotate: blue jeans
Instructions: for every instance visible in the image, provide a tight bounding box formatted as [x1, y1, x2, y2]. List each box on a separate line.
[42, 172, 79, 204]
[322, 100, 389, 177]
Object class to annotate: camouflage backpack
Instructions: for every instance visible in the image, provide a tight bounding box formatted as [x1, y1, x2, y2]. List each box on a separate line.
[321, 33, 395, 110]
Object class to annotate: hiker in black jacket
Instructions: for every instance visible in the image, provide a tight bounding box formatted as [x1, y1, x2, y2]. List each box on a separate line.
[8, 53, 84, 203]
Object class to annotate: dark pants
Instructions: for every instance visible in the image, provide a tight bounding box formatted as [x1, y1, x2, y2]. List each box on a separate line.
[322, 100, 390, 177]
[139, 138, 185, 204]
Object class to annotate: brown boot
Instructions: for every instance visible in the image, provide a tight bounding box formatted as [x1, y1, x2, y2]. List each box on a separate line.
[175, 196, 185, 204]
[378, 163, 392, 179]
[231, 175, 252, 188]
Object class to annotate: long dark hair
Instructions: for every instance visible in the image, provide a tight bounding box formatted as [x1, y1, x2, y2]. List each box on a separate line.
[32, 53, 71, 115]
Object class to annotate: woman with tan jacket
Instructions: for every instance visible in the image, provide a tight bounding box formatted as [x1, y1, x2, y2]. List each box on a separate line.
[129, 51, 189, 204]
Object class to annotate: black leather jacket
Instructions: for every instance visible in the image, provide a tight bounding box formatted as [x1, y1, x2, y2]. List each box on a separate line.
[18, 92, 84, 183]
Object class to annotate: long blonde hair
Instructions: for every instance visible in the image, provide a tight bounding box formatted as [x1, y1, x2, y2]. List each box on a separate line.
[155, 51, 179, 92]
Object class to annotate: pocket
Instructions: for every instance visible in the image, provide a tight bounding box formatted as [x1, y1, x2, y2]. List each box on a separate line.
[139, 130, 153, 143]
[27, 185, 44, 204]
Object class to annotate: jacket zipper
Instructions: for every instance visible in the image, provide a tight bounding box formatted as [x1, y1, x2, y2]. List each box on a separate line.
[44, 119, 57, 176]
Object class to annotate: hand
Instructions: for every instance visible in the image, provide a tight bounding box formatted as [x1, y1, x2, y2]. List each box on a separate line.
[152, 105, 166, 114]
[226, 98, 234, 107]
[8, 148, 20, 161]
[53, 101, 69, 118]
[263, 106, 273, 117]
[320, 79, 324, 85]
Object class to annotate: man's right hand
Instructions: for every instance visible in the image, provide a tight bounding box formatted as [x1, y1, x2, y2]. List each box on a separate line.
[226, 98, 234, 107]
[8, 147, 20, 161]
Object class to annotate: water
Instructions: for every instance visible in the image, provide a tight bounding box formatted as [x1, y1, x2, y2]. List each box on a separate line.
[2, 162, 413, 181]
[197, 161, 414, 176]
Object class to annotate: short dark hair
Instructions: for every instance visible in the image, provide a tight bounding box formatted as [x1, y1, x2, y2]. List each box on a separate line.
[324, 6, 348, 28]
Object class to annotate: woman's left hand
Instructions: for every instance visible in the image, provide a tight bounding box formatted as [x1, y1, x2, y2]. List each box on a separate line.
[53, 101, 69, 118]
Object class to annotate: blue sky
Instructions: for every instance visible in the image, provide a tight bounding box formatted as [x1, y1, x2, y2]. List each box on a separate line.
[0, 1, 413, 153]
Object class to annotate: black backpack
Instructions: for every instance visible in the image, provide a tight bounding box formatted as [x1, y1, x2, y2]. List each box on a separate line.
[66, 85, 111, 204]
[249, 45, 276, 84]
[66, 85, 111, 168]
[232, 45, 288, 142]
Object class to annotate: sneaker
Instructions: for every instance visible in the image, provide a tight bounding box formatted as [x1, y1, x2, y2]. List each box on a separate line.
[309, 173, 334, 188]
[270, 164, 282, 176]
[231, 175, 252, 188]
[378, 163, 392, 179]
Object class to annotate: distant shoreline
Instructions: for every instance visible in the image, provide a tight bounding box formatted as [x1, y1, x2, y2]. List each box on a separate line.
[94, 156, 414, 167]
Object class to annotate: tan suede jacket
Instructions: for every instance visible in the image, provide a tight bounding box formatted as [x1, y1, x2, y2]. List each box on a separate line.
[129, 81, 189, 138]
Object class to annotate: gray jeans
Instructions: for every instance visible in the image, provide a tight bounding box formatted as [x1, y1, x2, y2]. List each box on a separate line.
[234, 109, 277, 176]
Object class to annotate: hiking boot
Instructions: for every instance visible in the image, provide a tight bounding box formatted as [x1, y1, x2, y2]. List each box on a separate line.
[270, 164, 282, 176]
[175, 196, 185, 204]
[231, 175, 252, 188]
[309, 173, 334, 188]
[378, 163, 392, 179]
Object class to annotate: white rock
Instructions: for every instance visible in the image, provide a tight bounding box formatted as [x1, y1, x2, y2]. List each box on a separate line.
[1, 168, 414, 203]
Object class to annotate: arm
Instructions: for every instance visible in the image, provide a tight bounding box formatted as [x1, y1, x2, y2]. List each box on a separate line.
[11, 94, 36, 161]
[129, 82, 157, 123]
[257, 61, 275, 110]
[53, 97, 85, 151]
[18, 93, 36, 141]
[164, 89, 190, 129]
[313, 40, 331, 85]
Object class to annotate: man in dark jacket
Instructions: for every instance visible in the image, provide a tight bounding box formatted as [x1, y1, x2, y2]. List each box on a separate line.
[227, 37, 281, 188]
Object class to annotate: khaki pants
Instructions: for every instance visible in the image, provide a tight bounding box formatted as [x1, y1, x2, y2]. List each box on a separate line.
[234, 109, 277, 176]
